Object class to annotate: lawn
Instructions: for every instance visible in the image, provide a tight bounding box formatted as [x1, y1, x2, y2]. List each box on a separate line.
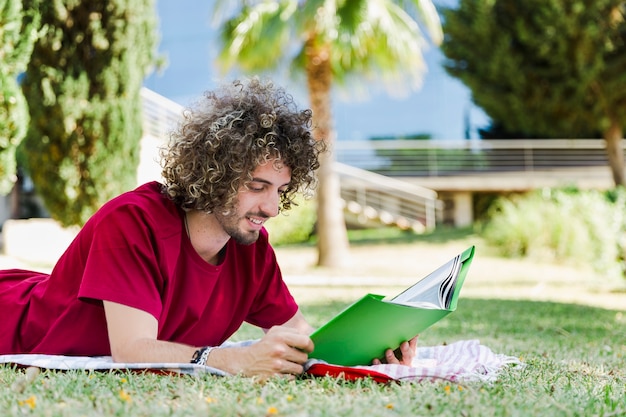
[2, 297, 624, 416]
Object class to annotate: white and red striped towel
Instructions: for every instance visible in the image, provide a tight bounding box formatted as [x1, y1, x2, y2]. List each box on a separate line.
[305, 339, 523, 383]
[0, 339, 521, 383]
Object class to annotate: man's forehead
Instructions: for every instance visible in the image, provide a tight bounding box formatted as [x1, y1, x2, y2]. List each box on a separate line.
[250, 159, 292, 182]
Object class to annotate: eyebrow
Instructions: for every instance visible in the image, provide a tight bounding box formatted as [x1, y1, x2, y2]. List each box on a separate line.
[250, 177, 291, 188]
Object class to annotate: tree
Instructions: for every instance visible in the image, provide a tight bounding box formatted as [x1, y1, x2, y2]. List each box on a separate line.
[20, 0, 157, 226]
[0, 0, 39, 194]
[441, 0, 626, 186]
[214, 0, 442, 267]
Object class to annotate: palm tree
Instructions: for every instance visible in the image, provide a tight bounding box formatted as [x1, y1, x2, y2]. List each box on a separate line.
[214, 0, 442, 268]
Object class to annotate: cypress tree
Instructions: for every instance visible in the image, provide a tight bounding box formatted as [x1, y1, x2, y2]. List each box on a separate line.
[0, 0, 39, 194]
[21, 0, 157, 226]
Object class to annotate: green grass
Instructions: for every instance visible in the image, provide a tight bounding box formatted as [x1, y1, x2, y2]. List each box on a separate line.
[346, 226, 477, 246]
[276, 225, 478, 248]
[2, 298, 624, 416]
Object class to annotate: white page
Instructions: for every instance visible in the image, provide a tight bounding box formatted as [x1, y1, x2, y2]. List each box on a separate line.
[387, 255, 460, 308]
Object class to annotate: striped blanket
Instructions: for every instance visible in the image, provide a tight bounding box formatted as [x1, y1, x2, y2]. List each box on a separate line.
[0, 339, 521, 383]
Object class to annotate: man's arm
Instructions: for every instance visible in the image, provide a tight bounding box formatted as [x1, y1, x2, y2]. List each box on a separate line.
[268, 308, 314, 335]
[103, 301, 196, 363]
[103, 301, 314, 378]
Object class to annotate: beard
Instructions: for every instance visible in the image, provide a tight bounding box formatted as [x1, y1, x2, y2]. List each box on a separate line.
[213, 210, 267, 245]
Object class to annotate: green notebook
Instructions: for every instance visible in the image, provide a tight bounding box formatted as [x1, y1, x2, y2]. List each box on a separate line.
[309, 246, 475, 366]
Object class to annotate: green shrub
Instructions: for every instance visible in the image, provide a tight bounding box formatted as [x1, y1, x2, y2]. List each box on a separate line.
[481, 188, 625, 278]
[265, 196, 316, 246]
[20, 0, 157, 226]
[0, 0, 39, 194]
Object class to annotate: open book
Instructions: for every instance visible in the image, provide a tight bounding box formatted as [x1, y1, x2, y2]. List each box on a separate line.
[309, 246, 475, 366]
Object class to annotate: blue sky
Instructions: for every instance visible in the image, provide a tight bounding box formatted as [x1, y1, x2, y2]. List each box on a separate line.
[143, 0, 489, 141]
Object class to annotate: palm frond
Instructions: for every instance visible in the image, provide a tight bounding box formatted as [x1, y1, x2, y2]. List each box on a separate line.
[328, 0, 434, 91]
[216, 1, 298, 73]
[215, 0, 442, 94]
[403, 0, 443, 45]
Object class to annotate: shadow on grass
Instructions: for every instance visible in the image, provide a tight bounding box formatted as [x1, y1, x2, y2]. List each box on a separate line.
[274, 226, 478, 249]
[347, 225, 477, 246]
[297, 298, 625, 354]
[234, 297, 624, 358]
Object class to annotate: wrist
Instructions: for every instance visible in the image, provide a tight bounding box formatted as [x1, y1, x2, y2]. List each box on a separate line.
[190, 346, 215, 366]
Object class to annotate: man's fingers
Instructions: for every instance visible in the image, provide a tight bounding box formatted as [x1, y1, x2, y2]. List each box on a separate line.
[283, 345, 309, 365]
[286, 332, 314, 354]
[399, 336, 418, 365]
[259, 326, 314, 373]
[268, 326, 314, 353]
[282, 360, 305, 376]
[400, 341, 411, 357]
[385, 348, 399, 364]
[375, 336, 419, 366]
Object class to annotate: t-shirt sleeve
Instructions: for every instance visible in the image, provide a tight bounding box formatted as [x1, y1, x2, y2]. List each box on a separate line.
[77, 204, 168, 320]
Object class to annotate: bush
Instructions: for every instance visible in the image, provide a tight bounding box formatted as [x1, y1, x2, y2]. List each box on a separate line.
[0, 0, 39, 194]
[265, 197, 316, 246]
[20, 0, 157, 226]
[480, 188, 625, 278]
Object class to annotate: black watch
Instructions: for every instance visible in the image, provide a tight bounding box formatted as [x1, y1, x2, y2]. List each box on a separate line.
[190, 346, 214, 366]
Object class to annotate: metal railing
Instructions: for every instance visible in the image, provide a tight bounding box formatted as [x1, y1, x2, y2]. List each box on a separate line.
[141, 87, 184, 139]
[335, 162, 440, 231]
[335, 139, 622, 177]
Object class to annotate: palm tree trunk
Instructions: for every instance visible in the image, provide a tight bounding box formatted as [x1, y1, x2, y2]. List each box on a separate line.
[604, 118, 625, 187]
[305, 38, 350, 268]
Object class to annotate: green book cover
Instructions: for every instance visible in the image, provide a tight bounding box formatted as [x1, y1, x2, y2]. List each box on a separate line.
[309, 246, 475, 366]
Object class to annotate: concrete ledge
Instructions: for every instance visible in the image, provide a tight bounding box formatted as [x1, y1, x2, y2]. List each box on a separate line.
[2, 218, 79, 266]
[408, 167, 615, 192]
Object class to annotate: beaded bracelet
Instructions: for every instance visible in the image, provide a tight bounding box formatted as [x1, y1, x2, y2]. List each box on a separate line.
[190, 346, 214, 366]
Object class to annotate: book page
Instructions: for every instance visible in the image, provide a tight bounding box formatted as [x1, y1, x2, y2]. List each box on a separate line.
[387, 255, 461, 309]
[440, 255, 461, 309]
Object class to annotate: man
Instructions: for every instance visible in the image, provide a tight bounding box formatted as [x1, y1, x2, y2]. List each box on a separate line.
[0, 78, 416, 378]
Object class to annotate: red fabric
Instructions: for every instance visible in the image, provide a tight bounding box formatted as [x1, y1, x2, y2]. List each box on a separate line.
[306, 363, 395, 384]
[0, 182, 297, 356]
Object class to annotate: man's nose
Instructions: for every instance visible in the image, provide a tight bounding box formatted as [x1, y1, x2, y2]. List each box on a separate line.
[260, 191, 281, 218]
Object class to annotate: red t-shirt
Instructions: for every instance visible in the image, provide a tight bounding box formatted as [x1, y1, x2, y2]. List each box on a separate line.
[0, 182, 298, 355]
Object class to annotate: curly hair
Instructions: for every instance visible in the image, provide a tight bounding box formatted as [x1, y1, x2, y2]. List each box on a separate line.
[160, 78, 325, 213]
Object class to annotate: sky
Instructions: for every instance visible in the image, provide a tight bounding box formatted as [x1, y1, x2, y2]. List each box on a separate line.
[143, 0, 490, 141]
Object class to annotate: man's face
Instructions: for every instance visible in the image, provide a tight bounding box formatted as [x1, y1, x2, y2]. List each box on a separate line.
[214, 159, 292, 245]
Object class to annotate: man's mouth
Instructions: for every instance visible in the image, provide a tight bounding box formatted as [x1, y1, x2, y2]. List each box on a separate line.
[247, 217, 265, 225]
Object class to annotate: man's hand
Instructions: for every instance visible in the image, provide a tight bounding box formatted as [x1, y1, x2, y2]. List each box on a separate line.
[212, 326, 314, 380]
[371, 336, 418, 366]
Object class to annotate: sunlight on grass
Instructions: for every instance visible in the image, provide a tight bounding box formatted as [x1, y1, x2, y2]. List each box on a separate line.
[2, 298, 624, 416]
